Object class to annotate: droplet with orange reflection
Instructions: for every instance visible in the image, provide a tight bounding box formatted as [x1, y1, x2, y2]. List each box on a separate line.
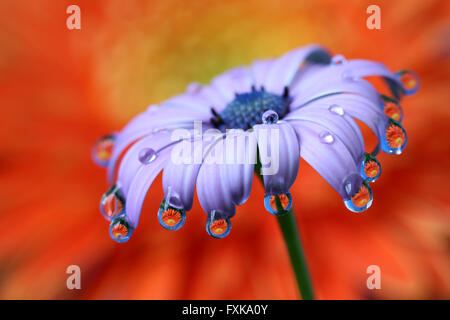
[158, 200, 186, 231]
[344, 179, 373, 213]
[381, 120, 407, 155]
[206, 214, 231, 239]
[397, 70, 420, 95]
[92, 134, 115, 167]
[109, 216, 133, 243]
[100, 184, 124, 221]
[361, 153, 381, 182]
[264, 192, 293, 216]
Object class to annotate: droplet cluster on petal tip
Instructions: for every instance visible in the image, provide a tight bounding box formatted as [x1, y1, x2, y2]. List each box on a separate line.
[109, 216, 133, 243]
[382, 120, 407, 155]
[158, 200, 186, 231]
[397, 70, 420, 95]
[100, 184, 125, 221]
[361, 153, 382, 183]
[264, 192, 293, 216]
[92, 134, 115, 167]
[206, 215, 231, 239]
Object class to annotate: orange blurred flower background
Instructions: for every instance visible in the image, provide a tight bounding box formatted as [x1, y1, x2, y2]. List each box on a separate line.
[0, 0, 449, 299]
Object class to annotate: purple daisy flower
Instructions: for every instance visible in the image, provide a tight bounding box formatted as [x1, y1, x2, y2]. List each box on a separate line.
[93, 44, 419, 242]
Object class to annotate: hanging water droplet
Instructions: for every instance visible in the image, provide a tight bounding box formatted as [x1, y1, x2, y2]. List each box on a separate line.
[382, 96, 403, 122]
[264, 192, 293, 216]
[109, 216, 133, 243]
[319, 131, 335, 144]
[138, 148, 157, 164]
[100, 184, 125, 221]
[92, 135, 115, 167]
[206, 213, 231, 239]
[331, 54, 347, 65]
[343, 179, 373, 213]
[381, 120, 407, 155]
[361, 153, 382, 182]
[157, 200, 186, 231]
[397, 70, 420, 95]
[262, 110, 279, 124]
[329, 104, 345, 116]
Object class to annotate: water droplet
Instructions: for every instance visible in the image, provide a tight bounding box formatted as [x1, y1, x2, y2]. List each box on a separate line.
[100, 184, 125, 221]
[92, 135, 115, 167]
[158, 200, 186, 231]
[344, 181, 373, 213]
[109, 216, 133, 243]
[331, 54, 347, 65]
[361, 153, 382, 182]
[262, 110, 279, 124]
[319, 131, 335, 144]
[206, 213, 231, 239]
[381, 120, 407, 155]
[138, 148, 157, 164]
[329, 104, 345, 116]
[264, 192, 292, 216]
[397, 70, 419, 95]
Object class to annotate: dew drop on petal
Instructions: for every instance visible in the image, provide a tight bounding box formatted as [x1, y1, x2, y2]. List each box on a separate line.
[264, 192, 293, 216]
[361, 153, 382, 182]
[319, 131, 335, 144]
[206, 215, 231, 239]
[92, 135, 115, 167]
[100, 184, 125, 221]
[397, 70, 420, 95]
[138, 148, 157, 164]
[329, 104, 345, 116]
[157, 200, 186, 231]
[262, 110, 279, 124]
[331, 54, 347, 65]
[381, 120, 407, 155]
[109, 216, 133, 243]
[344, 181, 373, 213]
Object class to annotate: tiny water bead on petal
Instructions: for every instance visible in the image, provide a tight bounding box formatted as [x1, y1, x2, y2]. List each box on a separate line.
[331, 54, 347, 65]
[138, 148, 157, 164]
[206, 216, 231, 239]
[397, 70, 420, 95]
[262, 110, 279, 124]
[382, 96, 404, 122]
[319, 131, 335, 144]
[361, 153, 382, 182]
[264, 192, 293, 216]
[109, 216, 133, 243]
[329, 104, 345, 116]
[382, 120, 407, 155]
[100, 184, 125, 221]
[92, 134, 115, 167]
[344, 181, 373, 213]
[157, 200, 186, 231]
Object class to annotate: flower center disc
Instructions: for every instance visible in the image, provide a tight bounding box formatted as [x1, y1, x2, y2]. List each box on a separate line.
[213, 88, 290, 130]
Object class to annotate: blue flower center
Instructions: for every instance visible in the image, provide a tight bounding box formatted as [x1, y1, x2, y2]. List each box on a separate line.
[211, 87, 291, 130]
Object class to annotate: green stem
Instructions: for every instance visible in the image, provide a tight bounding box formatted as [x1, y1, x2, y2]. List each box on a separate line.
[256, 165, 315, 299]
[275, 199, 315, 300]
